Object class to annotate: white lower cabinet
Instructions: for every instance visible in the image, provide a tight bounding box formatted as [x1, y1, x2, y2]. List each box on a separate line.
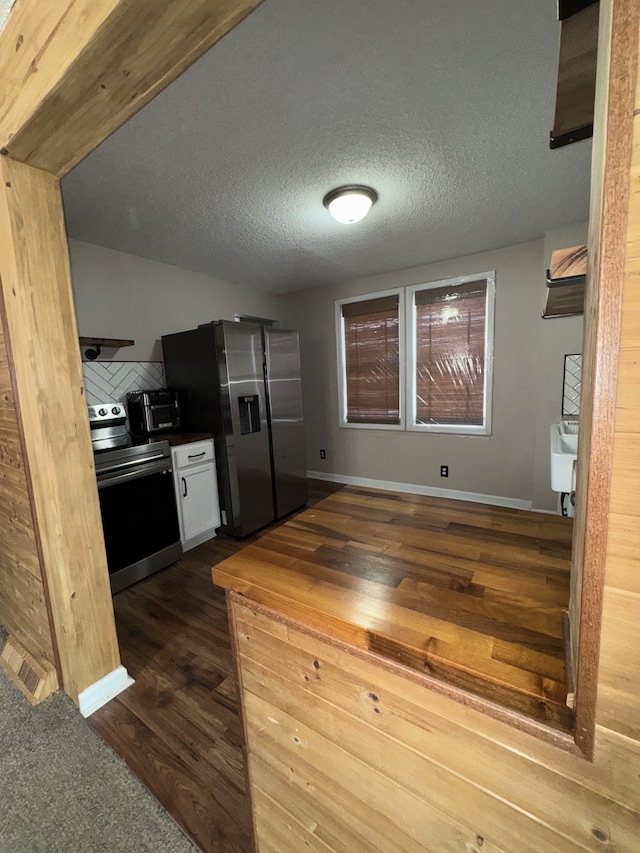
[171, 439, 221, 551]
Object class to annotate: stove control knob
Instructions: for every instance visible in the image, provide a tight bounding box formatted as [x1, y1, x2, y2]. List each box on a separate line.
[98, 407, 108, 416]
[111, 406, 121, 415]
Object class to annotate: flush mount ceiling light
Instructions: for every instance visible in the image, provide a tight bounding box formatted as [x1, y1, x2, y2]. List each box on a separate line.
[323, 185, 378, 224]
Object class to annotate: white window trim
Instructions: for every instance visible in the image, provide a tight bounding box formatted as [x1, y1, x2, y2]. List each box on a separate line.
[405, 271, 495, 436]
[335, 288, 405, 430]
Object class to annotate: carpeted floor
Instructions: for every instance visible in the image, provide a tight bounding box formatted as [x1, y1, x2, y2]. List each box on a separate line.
[0, 648, 198, 853]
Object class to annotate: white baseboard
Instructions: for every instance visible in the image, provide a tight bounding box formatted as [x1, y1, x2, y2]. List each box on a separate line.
[307, 470, 533, 511]
[78, 665, 134, 718]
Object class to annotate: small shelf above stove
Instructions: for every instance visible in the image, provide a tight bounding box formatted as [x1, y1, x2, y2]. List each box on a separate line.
[79, 337, 135, 360]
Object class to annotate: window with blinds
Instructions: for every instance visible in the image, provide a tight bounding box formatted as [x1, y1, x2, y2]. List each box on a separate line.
[413, 279, 488, 428]
[336, 273, 494, 433]
[340, 294, 401, 425]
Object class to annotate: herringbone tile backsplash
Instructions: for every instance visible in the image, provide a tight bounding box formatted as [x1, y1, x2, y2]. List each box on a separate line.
[562, 353, 581, 417]
[82, 361, 165, 405]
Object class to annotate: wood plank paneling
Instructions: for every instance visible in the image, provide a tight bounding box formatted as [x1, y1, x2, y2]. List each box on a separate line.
[597, 66, 640, 749]
[602, 513, 640, 594]
[231, 598, 639, 853]
[0, 0, 264, 177]
[597, 587, 640, 740]
[0, 317, 55, 672]
[0, 158, 119, 700]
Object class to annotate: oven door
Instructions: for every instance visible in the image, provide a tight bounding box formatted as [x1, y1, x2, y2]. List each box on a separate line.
[145, 403, 181, 432]
[97, 457, 182, 593]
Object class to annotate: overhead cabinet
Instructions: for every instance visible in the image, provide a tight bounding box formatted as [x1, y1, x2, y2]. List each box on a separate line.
[171, 440, 221, 551]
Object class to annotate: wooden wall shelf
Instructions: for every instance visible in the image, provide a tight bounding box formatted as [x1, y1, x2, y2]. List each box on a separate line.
[78, 337, 134, 348]
[543, 245, 587, 318]
[543, 282, 586, 319]
[79, 337, 134, 360]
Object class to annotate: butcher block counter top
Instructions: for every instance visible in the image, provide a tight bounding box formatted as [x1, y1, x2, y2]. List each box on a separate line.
[212, 485, 573, 735]
[151, 431, 214, 447]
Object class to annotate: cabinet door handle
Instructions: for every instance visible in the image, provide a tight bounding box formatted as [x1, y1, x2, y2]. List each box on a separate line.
[187, 451, 206, 459]
[182, 476, 187, 497]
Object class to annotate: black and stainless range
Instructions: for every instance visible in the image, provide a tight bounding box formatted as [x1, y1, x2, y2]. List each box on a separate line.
[89, 403, 182, 594]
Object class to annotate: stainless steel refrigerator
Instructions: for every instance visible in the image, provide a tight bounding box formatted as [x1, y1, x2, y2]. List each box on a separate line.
[162, 320, 307, 537]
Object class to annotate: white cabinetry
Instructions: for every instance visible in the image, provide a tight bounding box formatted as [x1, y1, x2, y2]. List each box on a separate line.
[171, 439, 221, 551]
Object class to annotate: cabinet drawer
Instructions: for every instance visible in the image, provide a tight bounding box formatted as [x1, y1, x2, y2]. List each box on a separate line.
[173, 439, 214, 469]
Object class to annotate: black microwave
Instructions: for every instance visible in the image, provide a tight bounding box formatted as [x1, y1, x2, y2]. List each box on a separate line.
[126, 389, 181, 434]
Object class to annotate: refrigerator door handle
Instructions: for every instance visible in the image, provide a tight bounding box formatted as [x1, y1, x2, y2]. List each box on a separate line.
[182, 476, 187, 498]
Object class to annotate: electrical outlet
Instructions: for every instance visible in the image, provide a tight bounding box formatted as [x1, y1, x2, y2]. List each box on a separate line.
[320, 449, 326, 459]
[440, 465, 449, 477]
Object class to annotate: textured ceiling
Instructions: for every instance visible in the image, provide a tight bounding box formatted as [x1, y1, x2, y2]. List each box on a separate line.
[61, 0, 592, 294]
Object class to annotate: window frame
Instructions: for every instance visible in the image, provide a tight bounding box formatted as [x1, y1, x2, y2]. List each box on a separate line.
[406, 271, 495, 436]
[335, 288, 405, 431]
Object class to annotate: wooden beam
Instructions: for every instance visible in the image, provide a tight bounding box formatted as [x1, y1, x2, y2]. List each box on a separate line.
[0, 0, 264, 177]
[0, 157, 120, 701]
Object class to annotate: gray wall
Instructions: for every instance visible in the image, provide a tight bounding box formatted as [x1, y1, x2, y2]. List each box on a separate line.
[69, 239, 284, 362]
[283, 226, 586, 511]
[70, 227, 586, 511]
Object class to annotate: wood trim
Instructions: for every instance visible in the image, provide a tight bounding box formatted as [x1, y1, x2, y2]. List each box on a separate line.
[0, 158, 120, 701]
[571, 0, 638, 759]
[0, 0, 264, 177]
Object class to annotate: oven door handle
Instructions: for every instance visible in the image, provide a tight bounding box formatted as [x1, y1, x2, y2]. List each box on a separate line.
[96, 452, 167, 477]
[97, 457, 172, 489]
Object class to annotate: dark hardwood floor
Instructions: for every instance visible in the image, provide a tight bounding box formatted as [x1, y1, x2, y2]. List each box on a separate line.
[90, 479, 572, 852]
[89, 479, 344, 853]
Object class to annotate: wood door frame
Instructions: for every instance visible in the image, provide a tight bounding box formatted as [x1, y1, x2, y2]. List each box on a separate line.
[570, 0, 637, 759]
[0, 0, 630, 754]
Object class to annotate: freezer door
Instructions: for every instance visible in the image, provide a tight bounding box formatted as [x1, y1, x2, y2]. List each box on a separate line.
[219, 320, 274, 536]
[264, 327, 308, 518]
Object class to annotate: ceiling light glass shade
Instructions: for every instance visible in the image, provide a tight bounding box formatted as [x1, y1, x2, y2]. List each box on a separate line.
[323, 185, 378, 224]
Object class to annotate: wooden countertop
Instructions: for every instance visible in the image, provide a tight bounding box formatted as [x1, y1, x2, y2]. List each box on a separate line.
[150, 432, 214, 447]
[212, 485, 574, 733]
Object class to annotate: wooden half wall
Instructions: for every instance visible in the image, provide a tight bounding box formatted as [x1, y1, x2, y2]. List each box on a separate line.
[230, 595, 640, 853]
[0, 0, 263, 704]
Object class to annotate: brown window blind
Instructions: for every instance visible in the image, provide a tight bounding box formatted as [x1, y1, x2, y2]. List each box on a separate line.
[414, 279, 487, 427]
[342, 295, 400, 424]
